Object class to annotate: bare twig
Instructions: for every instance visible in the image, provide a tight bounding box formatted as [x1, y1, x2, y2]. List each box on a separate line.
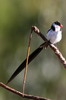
[0, 82, 51, 100]
[31, 26, 66, 67]
[50, 44, 66, 67]
[31, 26, 48, 42]
[23, 33, 32, 93]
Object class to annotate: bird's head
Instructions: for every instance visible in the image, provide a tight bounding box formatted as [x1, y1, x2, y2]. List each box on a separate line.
[51, 21, 63, 32]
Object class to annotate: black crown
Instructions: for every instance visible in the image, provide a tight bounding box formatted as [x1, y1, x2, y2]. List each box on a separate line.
[54, 21, 61, 26]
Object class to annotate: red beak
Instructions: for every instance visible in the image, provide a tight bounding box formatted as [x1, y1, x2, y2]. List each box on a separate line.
[60, 24, 63, 27]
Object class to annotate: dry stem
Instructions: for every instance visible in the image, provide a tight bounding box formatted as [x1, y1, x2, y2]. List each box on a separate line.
[0, 82, 51, 100]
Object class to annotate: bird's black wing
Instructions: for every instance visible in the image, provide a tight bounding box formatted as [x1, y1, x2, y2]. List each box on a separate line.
[7, 42, 46, 84]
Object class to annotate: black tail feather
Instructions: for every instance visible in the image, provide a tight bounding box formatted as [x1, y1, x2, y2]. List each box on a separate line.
[7, 42, 46, 84]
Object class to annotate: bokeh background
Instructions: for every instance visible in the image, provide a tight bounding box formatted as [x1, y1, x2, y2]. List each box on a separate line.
[0, 0, 66, 100]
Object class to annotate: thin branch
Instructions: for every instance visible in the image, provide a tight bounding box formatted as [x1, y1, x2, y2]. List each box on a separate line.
[31, 26, 66, 67]
[50, 44, 66, 67]
[23, 33, 32, 93]
[31, 26, 47, 42]
[0, 82, 51, 100]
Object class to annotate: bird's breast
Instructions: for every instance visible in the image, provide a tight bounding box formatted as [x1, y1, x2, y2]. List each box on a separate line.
[46, 30, 62, 44]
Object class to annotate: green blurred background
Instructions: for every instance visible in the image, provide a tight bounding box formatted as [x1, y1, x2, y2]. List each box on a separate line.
[0, 0, 66, 100]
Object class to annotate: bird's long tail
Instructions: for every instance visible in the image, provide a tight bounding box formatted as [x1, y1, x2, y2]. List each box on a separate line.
[7, 42, 48, 84]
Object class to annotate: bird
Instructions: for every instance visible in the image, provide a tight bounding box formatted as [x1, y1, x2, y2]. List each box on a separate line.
[46, 21, 63, 44]
[7, 21, 63, 84]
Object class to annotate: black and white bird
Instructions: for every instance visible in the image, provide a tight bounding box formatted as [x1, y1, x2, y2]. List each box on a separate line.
[46, 21, 63, 44]
[7, 21, 63, 84]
